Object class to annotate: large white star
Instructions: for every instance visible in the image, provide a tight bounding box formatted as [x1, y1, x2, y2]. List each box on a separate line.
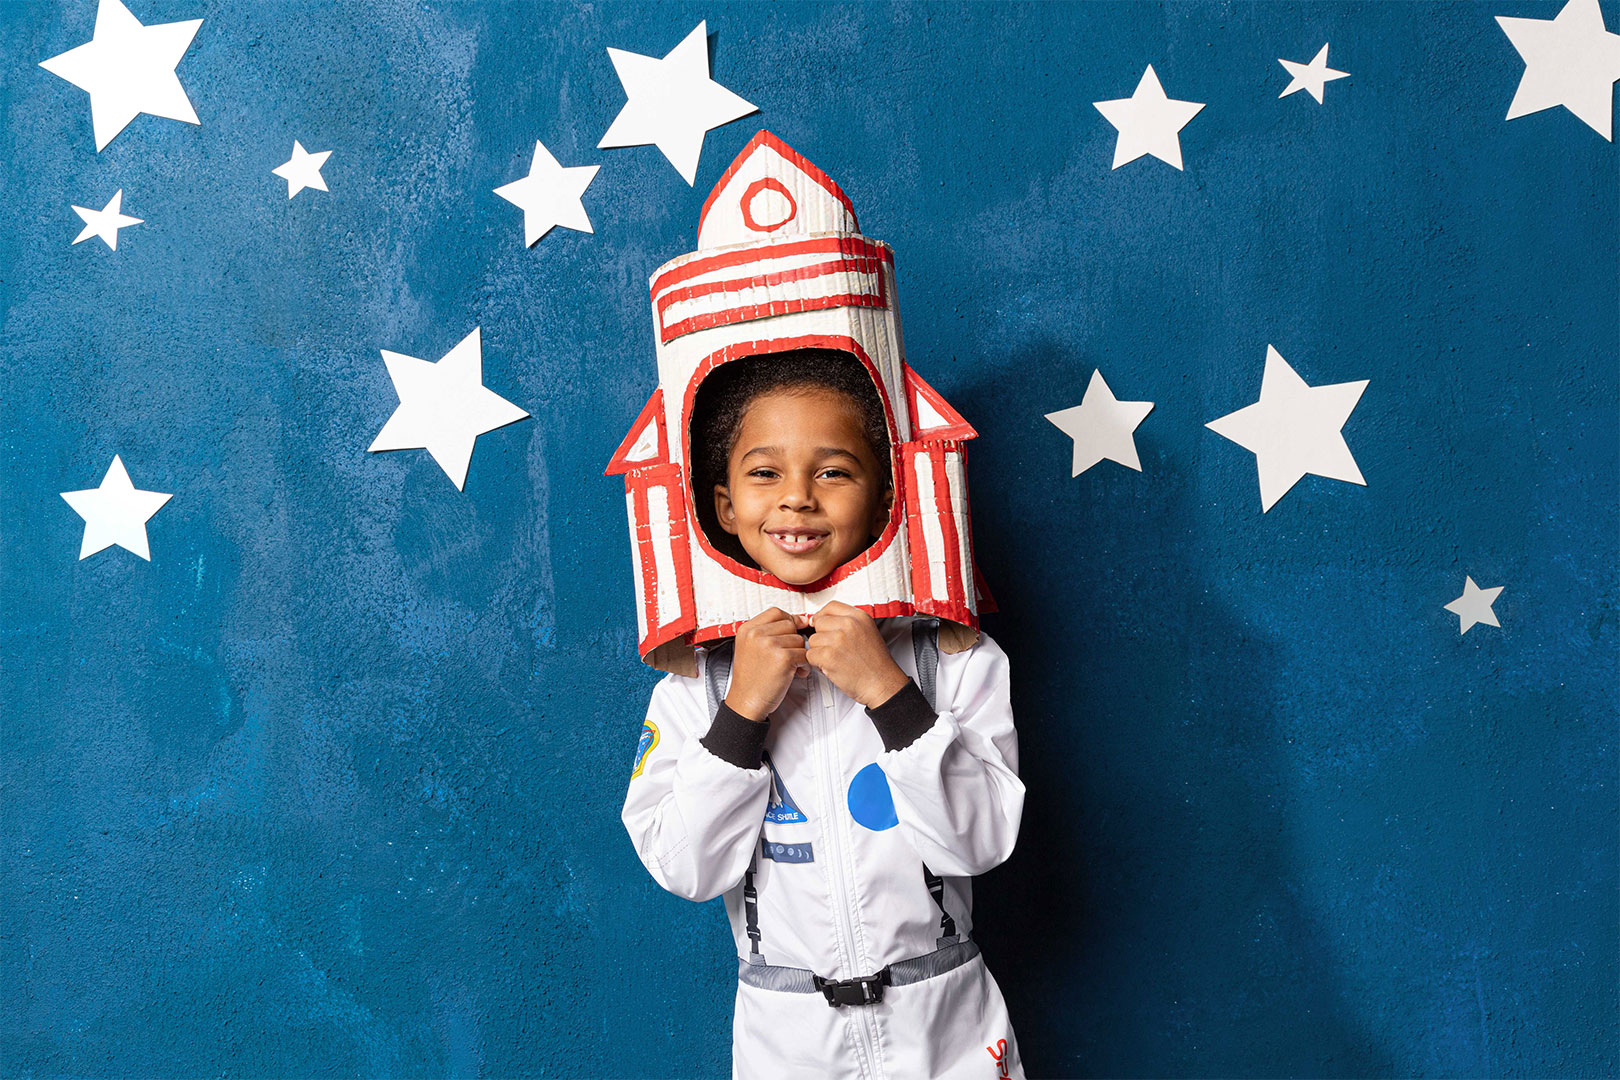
[1496, 0, 1620, 140]
[1044, 370, 1156, 477]
[60, 455, 172, 561]
[597, 21, 758, 185]
[1278, 43, 1351, 104]
[272, 140, 331, 199]
[1093, 65, 1206, 170]
[1445, 576, 1505, 635]
[38, 0, 203, 152]
[368, 327, 530, 491]
[1205, 345, 1369, 513]
[71, 189, 143, 250]
[493, 139, 600, 246]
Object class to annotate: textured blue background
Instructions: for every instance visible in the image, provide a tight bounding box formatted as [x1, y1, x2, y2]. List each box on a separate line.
[1, 1, 1615, 1076]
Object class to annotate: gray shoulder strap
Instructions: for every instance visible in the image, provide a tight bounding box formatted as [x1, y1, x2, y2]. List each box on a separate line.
[912, 617, 940, 712]
[703, 639, 736, 719]
[702, 637, 761, 959]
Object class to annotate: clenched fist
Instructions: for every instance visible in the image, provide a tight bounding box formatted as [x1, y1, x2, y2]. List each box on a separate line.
[805, 601, 910, 708]
[724, 607, 811, 722]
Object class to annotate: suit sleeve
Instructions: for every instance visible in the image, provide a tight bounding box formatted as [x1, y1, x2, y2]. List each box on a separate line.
[621, 668, 772, 902]
[870, 630, 1025, 877]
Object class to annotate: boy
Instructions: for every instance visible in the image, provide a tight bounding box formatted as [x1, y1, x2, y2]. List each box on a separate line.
[622, 348, 1027, 1079]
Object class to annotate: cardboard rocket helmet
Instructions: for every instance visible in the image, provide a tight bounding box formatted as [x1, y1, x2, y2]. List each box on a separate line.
[607, 131, 992, 676]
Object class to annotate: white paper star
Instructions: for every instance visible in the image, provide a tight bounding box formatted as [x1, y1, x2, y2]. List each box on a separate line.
[71, 189, 143, 250]
[1445, 575, 1505, 635]
[60, 455, 172, 561]
[1205, 345, 1369, 513]
[1278, 43, 1351, 104]
[597, 21, 758, 185]
[1093, 65, 1206, 170]
[38, 0, 203, 152]
[369, 327, 530, 490]
[272, 140, 331, 199]
[1496, 0, 1620, 140]
[494, 139, 600, 246]
[1044, 370, 1156, 477]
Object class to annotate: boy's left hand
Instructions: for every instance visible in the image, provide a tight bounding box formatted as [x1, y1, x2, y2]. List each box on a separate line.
[805, 601, 911, 709]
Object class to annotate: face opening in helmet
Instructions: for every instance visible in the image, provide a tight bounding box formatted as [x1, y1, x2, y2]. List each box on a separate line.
[688, 347, 897, 588]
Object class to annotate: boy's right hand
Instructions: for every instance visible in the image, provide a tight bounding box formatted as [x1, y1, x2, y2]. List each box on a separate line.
[724, 607, 810, 722]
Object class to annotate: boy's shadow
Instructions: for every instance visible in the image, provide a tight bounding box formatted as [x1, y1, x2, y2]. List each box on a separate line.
[950, 340, 1394, 1078]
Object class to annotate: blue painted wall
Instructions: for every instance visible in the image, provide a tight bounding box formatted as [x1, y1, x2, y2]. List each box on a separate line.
[2, 2, 1614, 1076]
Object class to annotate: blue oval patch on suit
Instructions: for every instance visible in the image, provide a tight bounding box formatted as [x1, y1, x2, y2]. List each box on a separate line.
[847, 763, 899, 831]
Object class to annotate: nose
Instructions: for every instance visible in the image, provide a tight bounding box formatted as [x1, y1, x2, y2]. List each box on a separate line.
[778, 471, 816, 511]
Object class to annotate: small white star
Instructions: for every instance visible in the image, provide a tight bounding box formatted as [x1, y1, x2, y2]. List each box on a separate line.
[71, 189, 143, 250]
[368, 327, 530, 490]
[1278, 43, 1351, 104]
[493, 139, 600, 246]
[1205, 345, 1369, 513]
[1445, 575, 1505, 635]
[60, 455, 172, 561]
[597, 21, 758, 185]
[1093, 64, 1206, 170]
[1044, 370, 1156, 477]
[272, 140, 331, 199]
[38, 0, 203, 152]
[1496, 0, 1620, 140]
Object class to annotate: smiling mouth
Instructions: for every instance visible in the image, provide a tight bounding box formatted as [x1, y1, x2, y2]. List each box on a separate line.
[766, 529, 829, 555]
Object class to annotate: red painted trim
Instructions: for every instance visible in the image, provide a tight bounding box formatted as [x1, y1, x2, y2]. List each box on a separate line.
[657, 255, 886, 315]
[605, 388, 667, 475]
[698, 130, 858, 238]
[662, 470, 697, 640]
[902, 363, 978, 441]
[901, 441, 974, 613]
[933, 443, 965, 608]
[740, 177, 797, 233]
[628, 463, 697, 656]
[912, 596, 976, 627]
[630, 478, 659, 641]
[661, 287, 888, 344]
[930, 447, 968, 609]
[656, 254, 888, 343]
[651, 236, 891, 298]
[902, 445, 934, 602]
[694, 599, 915, 646]
[910, 440, 977, 629]
[679, 334, 902, 594]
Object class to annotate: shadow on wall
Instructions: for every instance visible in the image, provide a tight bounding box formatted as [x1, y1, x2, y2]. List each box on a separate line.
[948, 338, 1396, 1079]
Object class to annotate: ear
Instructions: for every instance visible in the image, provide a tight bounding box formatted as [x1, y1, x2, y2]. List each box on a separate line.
[714, 483, 739, 535]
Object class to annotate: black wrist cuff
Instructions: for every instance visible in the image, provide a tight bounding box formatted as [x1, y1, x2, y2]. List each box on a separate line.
[866, 678, 938, 753]
[699, 702, 770, 770]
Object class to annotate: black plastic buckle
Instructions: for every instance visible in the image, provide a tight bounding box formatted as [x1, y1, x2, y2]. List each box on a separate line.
[812, 967, 891, 1007]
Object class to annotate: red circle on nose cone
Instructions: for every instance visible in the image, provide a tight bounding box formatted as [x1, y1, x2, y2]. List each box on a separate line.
[740, 177, 797, 233]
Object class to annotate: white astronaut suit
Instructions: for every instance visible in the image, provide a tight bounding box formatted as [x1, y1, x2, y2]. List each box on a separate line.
[623, 616, 1026, 1079]
[608, 132, 1027, 1079]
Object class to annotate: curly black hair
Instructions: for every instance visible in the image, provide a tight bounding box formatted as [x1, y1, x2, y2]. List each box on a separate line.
[689, 348, 893, 567]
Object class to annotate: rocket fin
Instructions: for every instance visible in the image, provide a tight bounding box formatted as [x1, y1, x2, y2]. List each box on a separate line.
[902, 364, 977, 441]
[605, 389, 669, 475]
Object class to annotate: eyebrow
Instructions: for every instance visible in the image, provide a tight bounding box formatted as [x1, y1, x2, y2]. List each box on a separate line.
[739, 446, 863, 464]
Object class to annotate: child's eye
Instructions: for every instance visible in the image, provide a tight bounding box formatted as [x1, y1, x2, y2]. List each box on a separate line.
[818, 468, 850, 479]
[748, 468, 778, 479]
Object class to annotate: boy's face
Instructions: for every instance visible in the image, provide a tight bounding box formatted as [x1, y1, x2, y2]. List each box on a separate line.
[714, 388, 893, 587]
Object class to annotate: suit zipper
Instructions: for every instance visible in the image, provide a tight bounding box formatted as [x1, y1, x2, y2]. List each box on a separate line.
[816, 671, 885, 1079]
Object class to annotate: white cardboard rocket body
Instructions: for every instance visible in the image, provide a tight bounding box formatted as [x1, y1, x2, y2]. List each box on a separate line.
[607, 131, 989, 675]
